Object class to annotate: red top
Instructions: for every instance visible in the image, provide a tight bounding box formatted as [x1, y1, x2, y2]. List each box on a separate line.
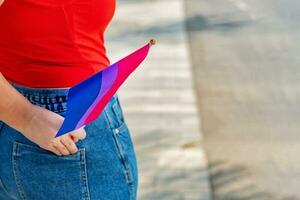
[0, 0, 116, 88]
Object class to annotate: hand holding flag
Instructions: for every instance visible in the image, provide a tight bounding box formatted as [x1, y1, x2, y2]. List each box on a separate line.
[55, 39, 156, 137]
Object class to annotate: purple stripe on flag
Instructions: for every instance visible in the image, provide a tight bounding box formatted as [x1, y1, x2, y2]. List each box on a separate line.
[75, 64, 119, 128]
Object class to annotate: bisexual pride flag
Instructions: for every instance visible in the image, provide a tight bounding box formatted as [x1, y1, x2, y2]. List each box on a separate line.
[55, 39, 156, 137]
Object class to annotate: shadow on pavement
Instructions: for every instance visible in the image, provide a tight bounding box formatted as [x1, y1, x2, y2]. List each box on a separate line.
[208, 160, 299, 200]
[107, 12, 254, 43]
[186, 13, 254, 33]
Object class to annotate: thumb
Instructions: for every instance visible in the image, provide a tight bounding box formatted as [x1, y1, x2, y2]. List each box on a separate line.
[70, 126, 86, 141]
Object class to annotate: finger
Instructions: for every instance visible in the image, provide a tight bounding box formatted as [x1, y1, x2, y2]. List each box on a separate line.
[71, 136, 79, 143]
[39, 144, 62, 156]
[53, 139, 71, 156]
[61, 135, 78, 154]
[70, 128, 86, 140]
[69, 134, 80, 142]
[49, 146, 62, 156]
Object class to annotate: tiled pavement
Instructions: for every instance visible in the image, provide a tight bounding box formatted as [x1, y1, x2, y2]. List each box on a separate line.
[106, 0, 212, 199]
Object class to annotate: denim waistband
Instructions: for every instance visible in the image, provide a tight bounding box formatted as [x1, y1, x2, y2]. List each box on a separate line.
[10, 82, 118, 115]
[10, 82, 70, 114]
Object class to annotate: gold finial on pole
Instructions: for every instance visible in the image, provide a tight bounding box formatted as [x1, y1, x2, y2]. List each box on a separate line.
[149, 39, 156, 46]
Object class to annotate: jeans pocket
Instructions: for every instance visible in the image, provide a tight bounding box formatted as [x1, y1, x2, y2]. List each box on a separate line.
[12, 142, 90, 200]
[111, 123, 138, 200]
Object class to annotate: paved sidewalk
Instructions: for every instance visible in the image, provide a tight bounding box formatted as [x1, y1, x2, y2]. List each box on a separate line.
[106, 0, 211, 199]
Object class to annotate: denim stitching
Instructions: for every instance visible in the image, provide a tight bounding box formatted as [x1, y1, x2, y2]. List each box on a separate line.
[116, 96, 125, 121]
[115, 128, 134, 184]
[54, 109, 67, 114]
[18, 89, 68, 114]
[0, 175, 12, 198]
[12, 143, 27, 200]
[115, 124, 136, 200]
[112, 103, 123, 126]
[21, 93, 66, 104]
[110, 131, 133, 199]
[113, 129, 133, 197]
[80, 149, 91, 200]
[104, 96, 124, 130]
[102, 98, 135, 199]
[103, 108, 114, 130]
[12, 144, 90, 200]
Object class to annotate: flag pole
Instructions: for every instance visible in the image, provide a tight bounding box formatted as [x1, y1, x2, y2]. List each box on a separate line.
[150, 39, 156, 46]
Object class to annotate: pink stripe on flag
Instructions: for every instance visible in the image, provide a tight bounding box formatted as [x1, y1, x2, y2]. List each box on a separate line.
[83, 43, 151, 125]
[75, 64, 119, 128]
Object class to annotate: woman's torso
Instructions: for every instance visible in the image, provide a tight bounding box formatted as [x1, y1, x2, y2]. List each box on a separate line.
[0, 0, 116, 88]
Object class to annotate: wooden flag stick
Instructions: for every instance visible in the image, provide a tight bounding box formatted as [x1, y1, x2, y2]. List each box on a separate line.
[150, 39, 156, 46]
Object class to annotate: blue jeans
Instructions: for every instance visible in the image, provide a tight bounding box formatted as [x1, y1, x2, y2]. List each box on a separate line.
[0, 83, 138, 200]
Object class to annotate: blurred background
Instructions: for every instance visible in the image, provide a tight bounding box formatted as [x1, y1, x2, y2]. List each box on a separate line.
[107, 0, 300, 199]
